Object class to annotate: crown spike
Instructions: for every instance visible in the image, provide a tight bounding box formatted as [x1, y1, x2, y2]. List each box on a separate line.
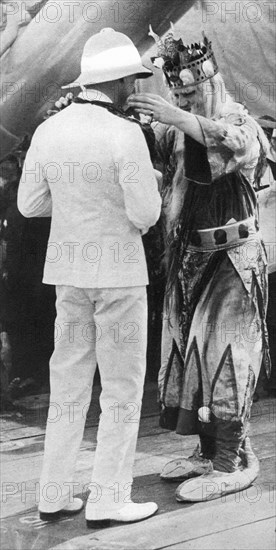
[148, 24, 160, 43]
[148, 24, 167, 57]
[202, 31, 209, 46]
[150, 28, 219, 87]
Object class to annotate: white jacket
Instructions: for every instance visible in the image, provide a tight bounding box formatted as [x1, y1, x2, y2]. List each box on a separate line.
[18, 101, 161, 288]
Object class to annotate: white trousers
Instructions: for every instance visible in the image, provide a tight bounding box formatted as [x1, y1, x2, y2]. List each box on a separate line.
[39, 285, 147, 514]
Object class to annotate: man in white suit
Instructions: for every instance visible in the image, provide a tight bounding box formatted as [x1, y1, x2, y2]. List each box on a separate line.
[18, 28, 161, 527]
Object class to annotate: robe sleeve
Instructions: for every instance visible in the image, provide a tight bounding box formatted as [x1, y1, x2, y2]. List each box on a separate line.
[196, 109, 263, 184]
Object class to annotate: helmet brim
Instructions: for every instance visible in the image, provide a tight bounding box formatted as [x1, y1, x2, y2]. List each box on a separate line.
[62, 66, 152, 89]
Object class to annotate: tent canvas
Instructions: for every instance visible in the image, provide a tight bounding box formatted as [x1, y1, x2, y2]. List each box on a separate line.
[0, 0, 275, 268]
[0, 0, 275, 159]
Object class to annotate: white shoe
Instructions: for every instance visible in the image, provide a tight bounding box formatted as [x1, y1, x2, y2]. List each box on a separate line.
[86, 501, 158, 528]
[39, 497, 84, 521]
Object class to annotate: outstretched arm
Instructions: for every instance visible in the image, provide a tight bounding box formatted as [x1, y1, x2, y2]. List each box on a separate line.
[128, 93, 266, 182]
[127, 93, 204, 144]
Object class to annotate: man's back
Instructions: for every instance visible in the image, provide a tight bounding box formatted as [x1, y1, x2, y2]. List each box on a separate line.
[18, 102, 161, 288]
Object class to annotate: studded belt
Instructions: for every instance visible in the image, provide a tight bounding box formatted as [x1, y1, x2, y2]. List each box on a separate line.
[188, 216, 259, 251]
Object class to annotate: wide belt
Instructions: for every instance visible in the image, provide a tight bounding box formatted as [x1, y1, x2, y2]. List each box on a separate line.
[188, 217, 260, 251]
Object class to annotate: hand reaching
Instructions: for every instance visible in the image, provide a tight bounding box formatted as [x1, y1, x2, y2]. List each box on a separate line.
[127, 93, 177, 125]
[45, 93, 74, 119]
[55, 94, 74, 110]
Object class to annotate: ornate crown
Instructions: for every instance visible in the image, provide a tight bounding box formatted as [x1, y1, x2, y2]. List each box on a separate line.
[149, 24, 219, 88]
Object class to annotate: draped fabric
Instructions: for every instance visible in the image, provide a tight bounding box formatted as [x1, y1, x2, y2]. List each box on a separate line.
[0, 0, 275, 159]
[0, 0, 192, 159]
[158, 119, 271, 441]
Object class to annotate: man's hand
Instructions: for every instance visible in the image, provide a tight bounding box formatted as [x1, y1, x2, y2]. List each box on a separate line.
[45, 93, 74, 119]
[55, 94, 74, 110]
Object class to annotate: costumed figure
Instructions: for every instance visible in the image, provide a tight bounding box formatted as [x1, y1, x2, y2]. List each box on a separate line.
[128, 25, 271, 502]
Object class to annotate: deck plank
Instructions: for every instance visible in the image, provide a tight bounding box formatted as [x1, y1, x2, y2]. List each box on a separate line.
[1, 391, 275, 550]
[162, 517, 276, 550]
[47, 487, 275, 550]
[1, 435, 275, 521]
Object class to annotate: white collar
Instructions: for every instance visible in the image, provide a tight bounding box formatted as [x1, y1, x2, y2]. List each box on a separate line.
[78, 90, 113, 103]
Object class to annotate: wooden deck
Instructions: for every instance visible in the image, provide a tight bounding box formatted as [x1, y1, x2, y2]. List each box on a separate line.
[1, 383, 275, 550]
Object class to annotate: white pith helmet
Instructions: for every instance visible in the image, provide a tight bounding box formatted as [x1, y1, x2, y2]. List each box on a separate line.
[62, 28, 152, 88]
